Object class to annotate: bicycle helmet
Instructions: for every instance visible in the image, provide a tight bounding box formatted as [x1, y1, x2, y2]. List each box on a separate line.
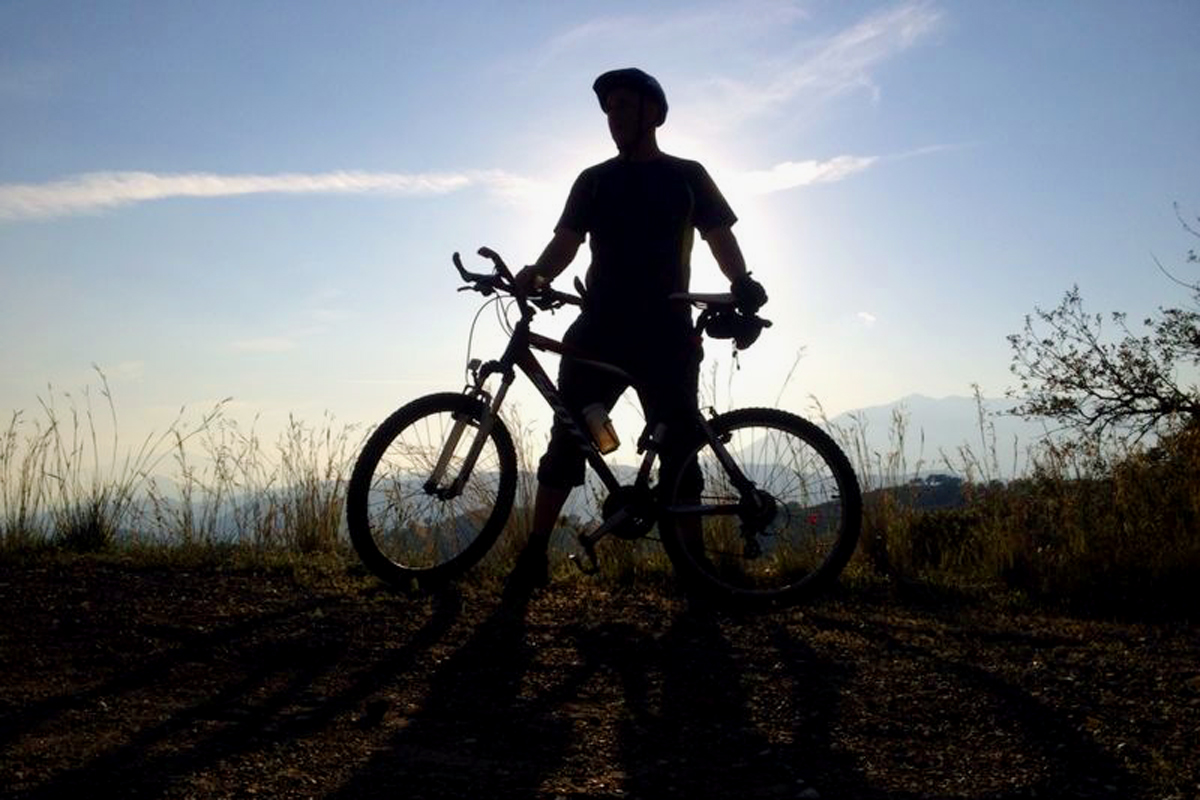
[593, 68, 668, 126]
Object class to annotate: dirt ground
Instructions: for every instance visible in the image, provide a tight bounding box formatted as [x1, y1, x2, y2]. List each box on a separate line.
[1, 557, 1197, 799]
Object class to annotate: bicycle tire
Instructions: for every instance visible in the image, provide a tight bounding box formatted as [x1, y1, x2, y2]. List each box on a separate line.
[660, 407, 862, 609]
[346, 392, 517, 589]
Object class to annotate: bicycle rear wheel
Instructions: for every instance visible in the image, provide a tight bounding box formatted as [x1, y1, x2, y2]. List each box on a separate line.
[346, 392, 517, 589]
[660, 407, 861, 609]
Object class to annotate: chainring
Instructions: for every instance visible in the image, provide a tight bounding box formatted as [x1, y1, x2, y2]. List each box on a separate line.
[601, 485, 658, 540]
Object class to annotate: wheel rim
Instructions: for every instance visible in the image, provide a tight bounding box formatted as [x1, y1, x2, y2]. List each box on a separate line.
[363, 409, 507, 571]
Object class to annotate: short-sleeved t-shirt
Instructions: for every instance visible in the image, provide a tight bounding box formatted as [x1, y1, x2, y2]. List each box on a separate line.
[556, 154, 736, 329]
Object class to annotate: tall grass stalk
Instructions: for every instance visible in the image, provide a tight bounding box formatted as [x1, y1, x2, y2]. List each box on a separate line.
[819, 385, 1200, 615]
[33, 369, 215, 552]
[276, 413, 356, 553]
[1, 411, 53, 545]
[808, 395, 926, 576]
[1, 370, 361, 554]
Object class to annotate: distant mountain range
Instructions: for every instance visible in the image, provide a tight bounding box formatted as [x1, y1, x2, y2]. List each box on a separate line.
[113, 394, 1054, 543]
[554, 394, 1051, 522]
[822, 394, 1056, 480]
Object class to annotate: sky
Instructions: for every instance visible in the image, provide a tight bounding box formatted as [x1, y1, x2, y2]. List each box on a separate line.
[2, 0, 1199, 463]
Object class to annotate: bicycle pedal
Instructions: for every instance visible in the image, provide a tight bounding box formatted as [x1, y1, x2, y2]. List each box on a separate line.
[568, 552, 600, 576]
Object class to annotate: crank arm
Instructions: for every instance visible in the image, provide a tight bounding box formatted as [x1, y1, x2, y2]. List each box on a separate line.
[568, 541, 600, 575]
[568, 508, 632, 575]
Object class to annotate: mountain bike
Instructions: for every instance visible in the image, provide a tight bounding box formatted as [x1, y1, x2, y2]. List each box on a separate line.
[346, 248, 862, 609]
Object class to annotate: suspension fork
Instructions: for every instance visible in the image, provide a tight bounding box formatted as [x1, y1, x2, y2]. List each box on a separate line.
[424, 364, 516, 498]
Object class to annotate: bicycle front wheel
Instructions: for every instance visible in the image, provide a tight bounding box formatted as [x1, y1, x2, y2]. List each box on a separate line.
[660, 407, 862, 609]
[346, 392, 517, 588]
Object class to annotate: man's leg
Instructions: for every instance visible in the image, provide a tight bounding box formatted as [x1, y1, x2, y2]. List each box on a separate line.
[636, 333, 709, 577]
[509, 315, 622, 590]
[513, 481, 571, 581]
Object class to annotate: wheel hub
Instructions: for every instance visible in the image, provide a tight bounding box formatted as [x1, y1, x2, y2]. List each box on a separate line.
[742, 489, 779, 532]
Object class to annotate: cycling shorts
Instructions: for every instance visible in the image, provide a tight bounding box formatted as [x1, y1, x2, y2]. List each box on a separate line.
[536, 314, 704, 496]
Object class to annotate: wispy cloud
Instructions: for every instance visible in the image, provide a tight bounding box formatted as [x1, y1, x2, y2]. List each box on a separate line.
[857, 311, 878, 328]
[686, 2, 942, 127]
[785, 2, 941, 101]
[733, 155, 879, 194]
[540, 1, 940, 132]
[0, 154, 881, 222]
[0, 169, 528, 221]
[542, 0, 809, 62]
[731, 142, 975, 196]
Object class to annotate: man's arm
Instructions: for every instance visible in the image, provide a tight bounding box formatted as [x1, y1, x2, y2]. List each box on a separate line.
[516, 228, 585, 291]
[704, 225, 768, 311]
[703, 225, 748, 281]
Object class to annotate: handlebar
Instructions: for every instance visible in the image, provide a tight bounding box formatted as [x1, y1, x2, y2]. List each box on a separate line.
[452, 248, 582, 311]
[667, 291, 737, 308]
[452, 250, 502, 290]
[477, 246, 515, 283]
[452, 248, 769, 352]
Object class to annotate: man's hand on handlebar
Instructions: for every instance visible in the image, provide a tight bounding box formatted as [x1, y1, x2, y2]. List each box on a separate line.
[731, 272, 768, 314]
[455, 249, 581, 311]
[514, 265, 549, 296]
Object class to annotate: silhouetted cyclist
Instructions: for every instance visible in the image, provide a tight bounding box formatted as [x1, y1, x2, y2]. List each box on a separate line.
[510, 68, 768, 589]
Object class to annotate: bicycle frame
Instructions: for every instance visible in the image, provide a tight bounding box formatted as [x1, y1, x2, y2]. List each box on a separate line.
[432, 248, 770, 571]
[439, 295, 767, 572]
[347, 250, 860, 603]
[460, 308, 645, 500]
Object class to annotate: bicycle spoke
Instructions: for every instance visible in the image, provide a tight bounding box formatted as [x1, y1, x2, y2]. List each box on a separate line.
[347, 394, 516, 581]
[368, 411, 494, 567]
[663, 408, 861, 605]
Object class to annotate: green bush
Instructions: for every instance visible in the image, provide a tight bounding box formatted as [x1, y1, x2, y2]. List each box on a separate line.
[860, 425, 1200, 616]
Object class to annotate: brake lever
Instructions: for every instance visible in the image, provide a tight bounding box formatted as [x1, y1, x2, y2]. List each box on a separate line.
[456, 283, 494, 297]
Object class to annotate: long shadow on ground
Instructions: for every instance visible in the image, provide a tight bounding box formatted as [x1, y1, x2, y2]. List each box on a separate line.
[1, 562, 1173, 799]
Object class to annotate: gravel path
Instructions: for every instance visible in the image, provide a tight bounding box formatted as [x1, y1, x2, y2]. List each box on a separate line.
[1, 558, 1196, 799]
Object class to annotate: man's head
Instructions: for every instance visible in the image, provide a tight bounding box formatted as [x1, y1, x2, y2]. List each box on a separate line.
[593, 68, 667, 154]
[593, 68, 668, 124]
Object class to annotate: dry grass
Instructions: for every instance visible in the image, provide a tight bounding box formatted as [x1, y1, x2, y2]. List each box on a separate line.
[820, 391, 1200, 619]
[1, 369, 359, 555]
[4, 372, 1198, 619]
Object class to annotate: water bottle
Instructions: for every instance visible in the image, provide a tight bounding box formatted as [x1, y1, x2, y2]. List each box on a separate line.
[582, 403, 620, 454]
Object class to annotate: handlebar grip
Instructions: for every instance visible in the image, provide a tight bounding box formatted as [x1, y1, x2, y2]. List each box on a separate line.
[453, 251, 491, 282]
[452, 252, 471, 280]
[477, 246, 514, 282]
